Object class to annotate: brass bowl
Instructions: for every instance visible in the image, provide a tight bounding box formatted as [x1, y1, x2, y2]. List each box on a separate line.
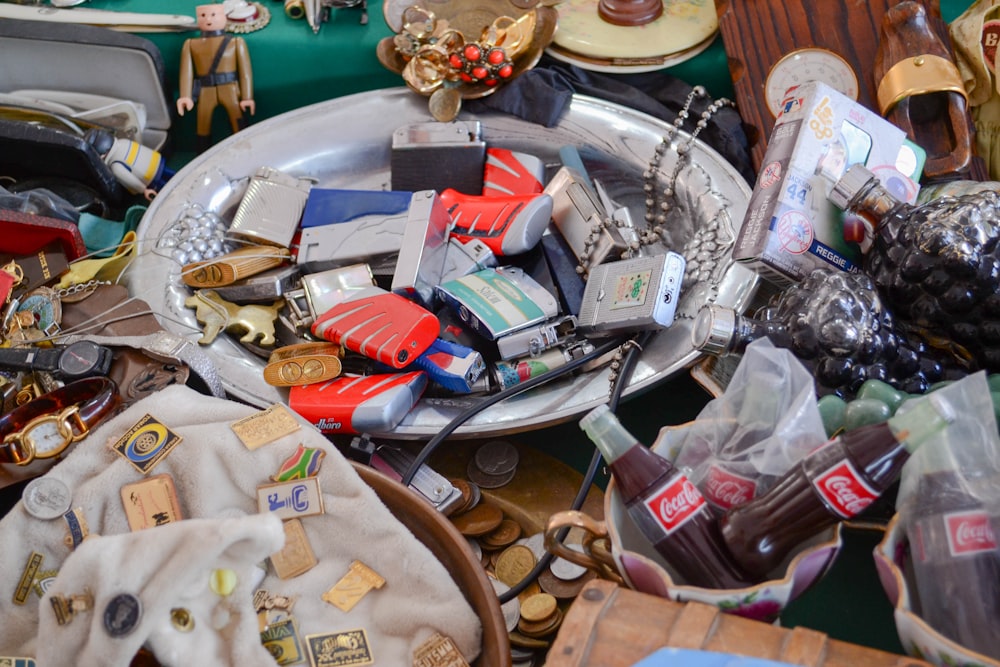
[376, 0, 558, 102]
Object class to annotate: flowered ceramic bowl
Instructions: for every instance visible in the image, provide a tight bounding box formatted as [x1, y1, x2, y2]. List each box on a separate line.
[545, 482, 842, 623]
[873, 514, 1000, 667]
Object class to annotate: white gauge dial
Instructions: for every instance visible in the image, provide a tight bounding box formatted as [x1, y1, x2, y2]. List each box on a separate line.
[765, 47, 859, 117]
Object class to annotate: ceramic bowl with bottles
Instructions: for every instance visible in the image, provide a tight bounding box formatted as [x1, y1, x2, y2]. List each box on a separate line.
[546, 455, 842, 624]
[873, 514, 1000, 667]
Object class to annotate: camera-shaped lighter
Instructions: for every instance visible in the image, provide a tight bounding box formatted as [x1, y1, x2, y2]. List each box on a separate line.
[578, 252, 686, 337]
[311, 286, 439, 368]
[288, 371, 428, 435]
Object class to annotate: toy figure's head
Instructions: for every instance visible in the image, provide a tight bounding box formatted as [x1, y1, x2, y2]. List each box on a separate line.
[84, 128, 115, 158]
[195, 3, 228, 32]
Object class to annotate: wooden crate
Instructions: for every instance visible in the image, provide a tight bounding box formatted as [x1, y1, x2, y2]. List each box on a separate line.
[547, 579, 928, 667]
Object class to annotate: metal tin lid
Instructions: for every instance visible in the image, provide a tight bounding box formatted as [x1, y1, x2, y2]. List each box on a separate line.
[691, 304, 736, 355]
[829, 163, 877, 211]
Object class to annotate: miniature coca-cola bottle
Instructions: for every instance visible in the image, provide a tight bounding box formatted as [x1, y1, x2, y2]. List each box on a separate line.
[692, 268, 944, 398]
[719, 393, 952, 580]
[580, 404, 754, 589]
[829, 163, 1000, 373]
[905, 443, 1000, 658]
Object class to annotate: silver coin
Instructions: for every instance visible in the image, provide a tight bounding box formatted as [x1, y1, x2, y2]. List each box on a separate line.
[516, 532, 547, 561]
[466, 480, 481, 509]
[465, 537, 483, 562]
[467, 459, 516, 489]
[474, 440, 520, 476]
[489, 577, 521, 632]
[550, 543, 588, 581]
[22, 477, 72, 520]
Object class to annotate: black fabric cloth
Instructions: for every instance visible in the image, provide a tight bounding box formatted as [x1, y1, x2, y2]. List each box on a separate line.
[466, 57, 755, 184]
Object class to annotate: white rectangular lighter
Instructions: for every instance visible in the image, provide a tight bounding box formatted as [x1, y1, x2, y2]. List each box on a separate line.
[577, 251, 686, 337]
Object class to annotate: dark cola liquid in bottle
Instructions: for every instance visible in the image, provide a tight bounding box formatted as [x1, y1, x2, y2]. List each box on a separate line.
[905, 446, 1000, 658]
[719, 394, 952, 580]
[580, 404, 753, 589]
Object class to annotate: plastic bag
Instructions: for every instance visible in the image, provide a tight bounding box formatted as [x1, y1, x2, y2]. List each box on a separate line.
[657, 338, 828, 514]
[894, 372, 1000, 659]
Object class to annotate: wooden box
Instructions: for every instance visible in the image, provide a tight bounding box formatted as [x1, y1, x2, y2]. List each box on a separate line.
[546, 579, 929, 667]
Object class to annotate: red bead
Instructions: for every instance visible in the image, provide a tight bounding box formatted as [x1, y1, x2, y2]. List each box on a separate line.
[498, 64, 513, 78]
[459, 71, 474, 83]
[484, 78, 499, 87]
[449, 54, 464, 69]
[463, 44, 481, 61]
[487, 48, 506, 65]
[471, 65, 488, 80]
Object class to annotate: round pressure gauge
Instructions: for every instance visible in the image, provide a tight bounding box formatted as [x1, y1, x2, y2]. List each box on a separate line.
[764, 47, 860, 117]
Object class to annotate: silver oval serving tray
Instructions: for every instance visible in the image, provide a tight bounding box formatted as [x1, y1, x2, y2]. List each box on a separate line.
[128, 88, 758, 438]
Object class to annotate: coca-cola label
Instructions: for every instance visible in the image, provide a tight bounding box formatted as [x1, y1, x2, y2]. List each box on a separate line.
[703, 465, 757, 511]
[643, 475, 706, 535]
[811, 460, 879, 518]
[945, 510, 997, 557]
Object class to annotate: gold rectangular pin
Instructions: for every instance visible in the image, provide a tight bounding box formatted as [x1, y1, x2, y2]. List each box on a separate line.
[413, 632, 470, 667]
[13, 551, 43, 605]
[231, 403, 302, 450]
[120, 474, 183, 531]
[257, 477, 324, 520]
[305, 628, 373, 667]
[269, 518, 318, 580]
[321, 560, 385, 613]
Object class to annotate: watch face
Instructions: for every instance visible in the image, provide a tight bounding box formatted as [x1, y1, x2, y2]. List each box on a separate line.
[58, 341, 107, 379]
[765, 48, 859, 117]
[25, 417, 71, 458]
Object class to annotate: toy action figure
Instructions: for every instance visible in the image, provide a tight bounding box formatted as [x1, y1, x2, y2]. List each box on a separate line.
[85, 129, 175, 200]
[176, 3, 255, 153]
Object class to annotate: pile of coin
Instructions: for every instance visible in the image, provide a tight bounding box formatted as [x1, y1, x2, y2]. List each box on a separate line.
[445, 440, 598, 666]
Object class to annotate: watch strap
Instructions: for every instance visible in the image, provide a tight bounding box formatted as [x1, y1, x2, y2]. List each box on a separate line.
[61, 332, 225, 398]
[0, 376, 119, 464]
[0, 345, 62, 372]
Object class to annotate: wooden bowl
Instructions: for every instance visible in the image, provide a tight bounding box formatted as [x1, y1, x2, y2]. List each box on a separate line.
[353, 462, 511, 667]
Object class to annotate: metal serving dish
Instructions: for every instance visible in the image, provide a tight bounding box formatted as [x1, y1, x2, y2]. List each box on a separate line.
[129, 88, 757, 438]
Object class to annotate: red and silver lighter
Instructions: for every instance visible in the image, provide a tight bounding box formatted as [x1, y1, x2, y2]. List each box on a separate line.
[288, 371, 428, 434]
[310, 286, 439, 369]
[440, 188, 553, 257]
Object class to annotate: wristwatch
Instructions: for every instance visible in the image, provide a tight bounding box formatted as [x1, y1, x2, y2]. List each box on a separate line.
[0, 376, 120, 465]
[0, 340, 113, 381]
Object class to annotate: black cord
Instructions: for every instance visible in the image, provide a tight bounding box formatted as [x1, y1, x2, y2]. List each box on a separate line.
[495, 329, 654, 604]
[399, 335, 627, 487]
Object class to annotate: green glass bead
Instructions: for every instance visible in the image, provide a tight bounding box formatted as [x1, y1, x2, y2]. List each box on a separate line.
[856, 379, 907, 413]
[817, 394, 848, 438]
[844, 398, 892, 431]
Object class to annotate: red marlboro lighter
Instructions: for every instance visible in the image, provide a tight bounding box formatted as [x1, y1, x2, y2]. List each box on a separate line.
[288, 371, 428, 434]
[311, 286, 439, 369]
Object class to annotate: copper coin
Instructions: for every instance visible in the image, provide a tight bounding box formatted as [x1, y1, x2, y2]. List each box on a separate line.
[451, 503, 503, 537]
[519, 593, 557, 623]
[450, 478, 473, 514]
[509, 630, 550, 650]
[495, 544, 537, 589]
[481, 518, 522, 549]
[517, 607, 563, 638]
[467, 459, 516, 489]
[516, 581, 542, 606]
[537, 567, 596, 600]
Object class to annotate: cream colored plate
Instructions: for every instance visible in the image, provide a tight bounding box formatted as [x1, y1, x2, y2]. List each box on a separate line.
[551, 0, 717, 60]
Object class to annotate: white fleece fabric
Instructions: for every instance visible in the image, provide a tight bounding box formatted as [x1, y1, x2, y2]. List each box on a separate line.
[0, 385, 481, 666]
